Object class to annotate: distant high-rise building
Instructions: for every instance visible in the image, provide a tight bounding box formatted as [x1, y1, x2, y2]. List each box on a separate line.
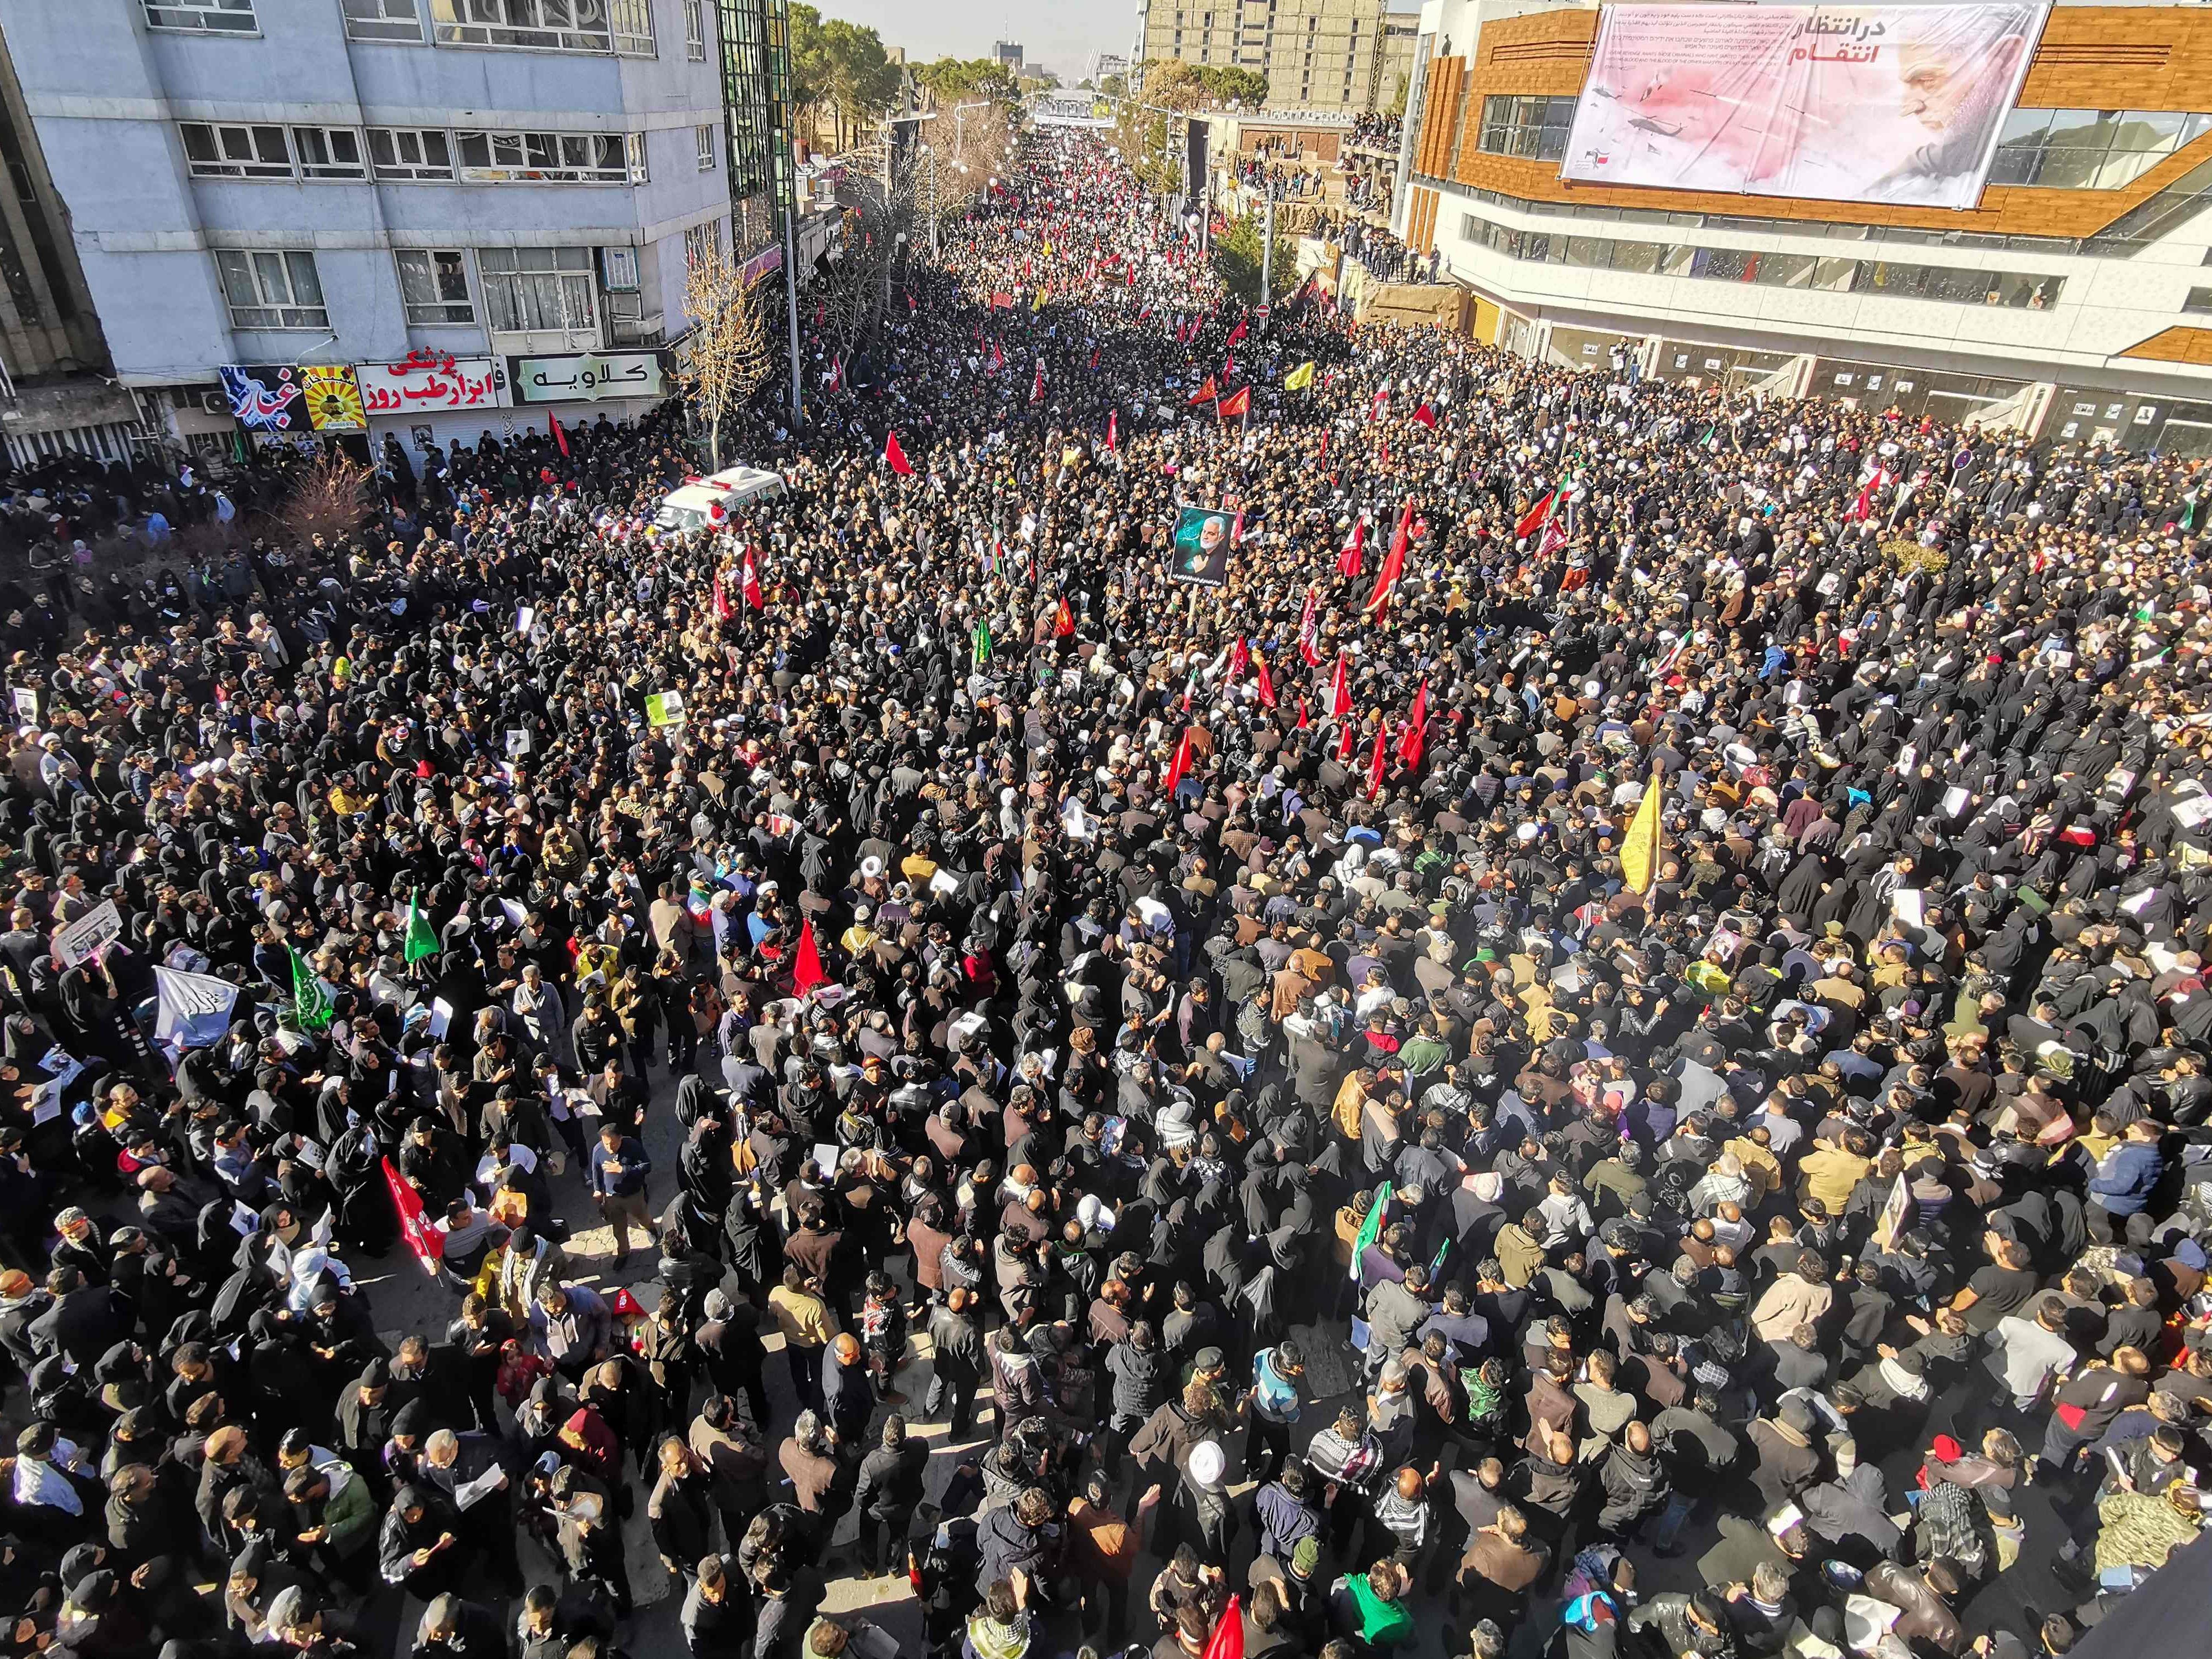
[993, 40, 1024, 73]
[1138, 0, 1415, 112]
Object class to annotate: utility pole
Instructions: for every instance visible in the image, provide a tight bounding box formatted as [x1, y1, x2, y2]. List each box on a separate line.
[1260, 188, 1274, 310]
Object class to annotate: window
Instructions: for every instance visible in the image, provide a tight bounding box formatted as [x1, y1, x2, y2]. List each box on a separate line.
[432, 0, 647, 54]
[1450, 202, 2062, 309]
[179, 122, 292, 179]
[478, 245, 595, 333]
[1477, 95, 1575, 163]
[292, 127, 366, 179]
[627, 131, 649, 184]
[341, 0, 423, 40]
[143, 0, 256, 32]
[685, 220, 719, 267]
[396, 249, 474, 323]
[2185, 286, 2212, 315]
[454, 130, 627, 183]
[368, 128, 453, 181]
[697, 125, 717, 171]
[214, 250, 327, 329]
[1988, 107, 2212, 190]
[684, 0, 705, 58]
[609, 0, 654, 54]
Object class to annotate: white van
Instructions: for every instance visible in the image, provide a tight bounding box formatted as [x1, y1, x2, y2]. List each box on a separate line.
[653, 465, 788, 532]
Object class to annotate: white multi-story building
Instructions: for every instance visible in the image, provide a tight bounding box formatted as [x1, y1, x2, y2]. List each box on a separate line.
[0, 0, 738, 456]
[1391, 0, 2212, 452]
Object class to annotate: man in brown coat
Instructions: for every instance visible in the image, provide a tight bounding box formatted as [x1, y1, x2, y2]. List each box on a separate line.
[1459, 1503, 1548, 1634]
[776, 1409, 853, 1551]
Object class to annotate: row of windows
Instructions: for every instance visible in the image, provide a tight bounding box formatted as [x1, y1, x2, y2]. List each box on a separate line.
[178, 122, 715, 184]
[1451, 91, 2212, 200]
[1456, 212, 2061, 309]
[149, 0, 707, 59]
[1988, 107, 2212, 190]
[1476, 95, 1576, 164]
[212, 241, 673, 333]
[1420, 178, 2198, 262]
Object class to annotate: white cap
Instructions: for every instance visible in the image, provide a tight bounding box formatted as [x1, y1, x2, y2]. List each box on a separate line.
[1188, 1440, 1225, 1490]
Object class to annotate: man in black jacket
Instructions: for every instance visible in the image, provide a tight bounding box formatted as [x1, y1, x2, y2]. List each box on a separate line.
[852, 1414, 929, 1576]
[926, 1286, 984, 1439]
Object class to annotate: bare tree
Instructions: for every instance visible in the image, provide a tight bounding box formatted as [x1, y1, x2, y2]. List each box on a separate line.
[277, 452, 374, 548]
[680, 243, 776, 469]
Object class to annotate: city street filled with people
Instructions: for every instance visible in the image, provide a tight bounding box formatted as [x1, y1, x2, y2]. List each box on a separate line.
[0, 126, 2208, 1659]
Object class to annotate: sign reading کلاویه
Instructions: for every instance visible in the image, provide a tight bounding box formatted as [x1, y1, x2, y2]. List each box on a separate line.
[514, 351, 666, 404]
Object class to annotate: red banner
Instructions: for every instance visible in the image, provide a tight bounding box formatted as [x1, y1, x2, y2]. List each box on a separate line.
[383, 1156, 444, 1277]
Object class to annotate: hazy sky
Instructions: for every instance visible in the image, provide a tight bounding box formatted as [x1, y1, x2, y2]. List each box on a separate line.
[814, 0, 1137, 85]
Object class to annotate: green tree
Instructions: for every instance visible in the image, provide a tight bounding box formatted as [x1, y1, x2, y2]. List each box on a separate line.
[1212, 211, 1298, 306]
[912, 55, 1020, 109]
[1193, 65, 1268, 107]
[1099, 71, 1127, 99]
[789, 4, 836, 144]
[1386, 71, 1409, 118]
[808, 17, 900, 152]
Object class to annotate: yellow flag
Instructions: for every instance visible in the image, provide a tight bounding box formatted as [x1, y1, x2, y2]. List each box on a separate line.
[1621, 767, 1663, 895]
[1044, 239, 1054, 256]
[1284, 360, 1316, 391]
[1032, 286, 1046, 312]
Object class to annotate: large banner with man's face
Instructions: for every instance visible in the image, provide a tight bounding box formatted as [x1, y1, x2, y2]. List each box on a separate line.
[1560, 3, 2048, 210]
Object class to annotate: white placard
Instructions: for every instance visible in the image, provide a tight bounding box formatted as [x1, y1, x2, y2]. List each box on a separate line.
[51, 900, 122, 968]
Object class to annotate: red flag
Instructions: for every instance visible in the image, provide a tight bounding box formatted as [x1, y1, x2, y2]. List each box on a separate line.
[1848, 467, 1887, 523]
[826, 356, 843, 394]
[1202, 1598, 1244, 1659]
[712, 571, 734, 622]
[1053, 598, 1075, 638]
[1319, 427, 1330, 462]
[1338, 717, 1357, 761]
[1412, 402, 1437, 430]
[989, 339, 1003, 372]
[1337, 517, 1365, 579]
[1539, 514, 1570, 558]
[1254, 652, 1276, 708]
[791, 916, 827, 997]
[906, 292, 916, 313]
[382, 1156, 444, 1277]
[1186, 375, 1218, 406]
[1217, 386, 1250, 420]
[1228, 636, 1250, 685]
[549, 413, 569, 457]
[1369, 389, 1389, 422]
[1297, 698, 1309, 730]
[991, 291, 1014, 309]
[1368, 722, 1389, 798]
[1030, 358, 1045, 404]
[741, 546, 764, 609]
[1365, 503, 1411, 619]
[1163, 727, 1193, 798]
[1226, 314, 1247, 347]
[1514, 491, 1557, 539]
[1398, 679, 1429, 769]
[1329, 650, 1350, 719]
[1298, 588, 1322, 667]
[884, 431, 914, 476]
[1107, 411, 1118, 452]
[1087, 345, 1100, 369]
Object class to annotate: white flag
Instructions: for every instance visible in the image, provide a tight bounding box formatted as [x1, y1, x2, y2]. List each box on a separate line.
[153, 965, 238, 1053]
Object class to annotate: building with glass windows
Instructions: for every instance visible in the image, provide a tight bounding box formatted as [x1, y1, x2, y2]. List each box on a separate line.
[1390, 0, 2212, 451]
[2, 0, 734, 457]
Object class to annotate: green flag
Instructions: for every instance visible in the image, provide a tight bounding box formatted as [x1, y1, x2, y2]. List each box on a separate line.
[973, 619, 991, 668]
[1347, 1178, 1390, 1282]
[405, 893, 439, 966]
[289, 947, 332, 1033]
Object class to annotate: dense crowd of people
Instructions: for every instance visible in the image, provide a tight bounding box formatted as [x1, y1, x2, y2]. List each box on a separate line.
[0, 123, 2206, 1659]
